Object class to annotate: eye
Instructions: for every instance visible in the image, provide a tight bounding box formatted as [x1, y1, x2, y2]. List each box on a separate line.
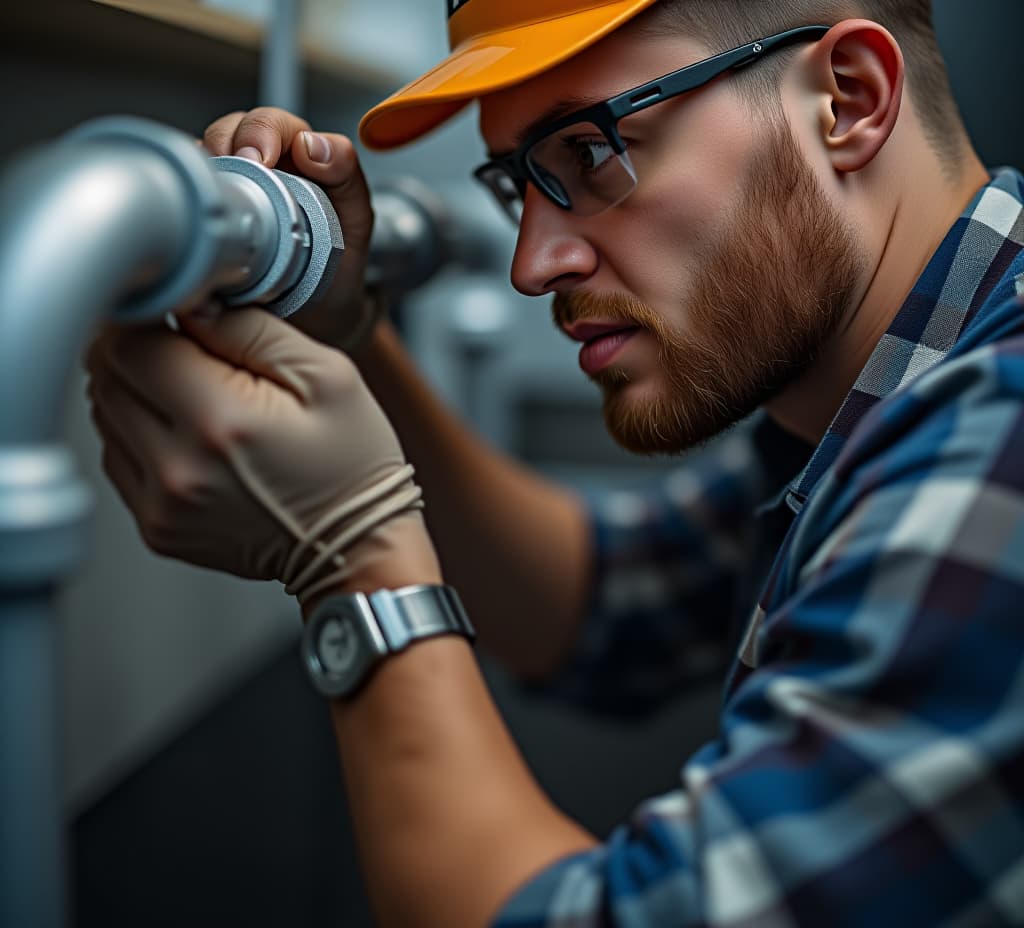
[565, 136, 616, 173]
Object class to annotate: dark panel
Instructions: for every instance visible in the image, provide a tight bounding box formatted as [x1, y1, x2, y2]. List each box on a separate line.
[72, 644, 374, 928]
[934, 0, 1024, 168]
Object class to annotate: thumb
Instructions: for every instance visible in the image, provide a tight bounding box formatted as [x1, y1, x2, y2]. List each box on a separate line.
[289, 132, 374, 253]
[180, 308, 327, 403]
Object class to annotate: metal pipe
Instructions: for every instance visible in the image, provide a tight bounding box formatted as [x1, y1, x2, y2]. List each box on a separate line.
[0, 141, 192, 443]
[262, 0, 303, 114]
[0, 128, 198, 928]
[0, 592, 68, 927]
[0, 115, 340, 928]
[0, 114, 465, 926]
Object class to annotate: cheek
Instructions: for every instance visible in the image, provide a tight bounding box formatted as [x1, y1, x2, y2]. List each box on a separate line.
[612, 96, 758, 305]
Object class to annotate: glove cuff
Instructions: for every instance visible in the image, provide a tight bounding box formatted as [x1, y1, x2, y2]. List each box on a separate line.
[281, 464, 424, 604]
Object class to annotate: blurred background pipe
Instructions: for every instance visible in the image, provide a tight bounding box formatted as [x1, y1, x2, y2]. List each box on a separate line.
[262, 0, 304, 115]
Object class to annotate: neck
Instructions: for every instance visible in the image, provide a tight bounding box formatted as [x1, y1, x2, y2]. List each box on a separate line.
[765, 146, 990, 446]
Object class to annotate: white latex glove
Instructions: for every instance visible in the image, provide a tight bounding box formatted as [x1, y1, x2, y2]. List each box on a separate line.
[86, 308, 434, 604]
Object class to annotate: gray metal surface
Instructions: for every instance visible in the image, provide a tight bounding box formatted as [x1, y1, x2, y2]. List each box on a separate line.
[366, 177, 450, 295]
[262, 0, 303, 115]
[0, 119, 198, 928]
[0, 137, 191, 441]
[66, 117, 230, 323]
[212, 154, 312, 310]
[0, 594, 66, 927]
[270, 168, 344, 317]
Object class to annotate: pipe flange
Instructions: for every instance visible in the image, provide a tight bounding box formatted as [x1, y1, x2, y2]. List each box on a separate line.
[0, 447, 92, 592]
[211, 156, 310, 309]
[268, 171, 344, 319]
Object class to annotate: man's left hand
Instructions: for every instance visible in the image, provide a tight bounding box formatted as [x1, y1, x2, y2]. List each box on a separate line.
[85, 308, 441, 603]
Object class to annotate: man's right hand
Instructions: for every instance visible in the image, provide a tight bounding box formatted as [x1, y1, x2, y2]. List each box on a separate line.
[202, 107, 377, 350]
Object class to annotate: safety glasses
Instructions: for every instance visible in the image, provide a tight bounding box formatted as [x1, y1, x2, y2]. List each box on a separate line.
[474, 25, 830, 221]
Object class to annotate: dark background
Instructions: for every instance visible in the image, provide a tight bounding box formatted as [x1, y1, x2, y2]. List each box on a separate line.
[4, 1, 1022, 925]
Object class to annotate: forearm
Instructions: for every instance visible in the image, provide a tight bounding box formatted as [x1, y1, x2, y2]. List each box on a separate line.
[304, 531, 597, 928]
[353, 321, 592, 679]
[329, 637, 596, 928]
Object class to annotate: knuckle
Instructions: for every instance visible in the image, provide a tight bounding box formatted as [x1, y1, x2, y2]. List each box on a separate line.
[325, 353, 363, 395]
[197, 408, 245, 455]
[154, 456, 203, 503]
[246, 105, 286, 122]
[203, 111, 246, 150]
[239, 112, 278, 136]
[236, 108, 305, 145]
[247, 106, 307, 129]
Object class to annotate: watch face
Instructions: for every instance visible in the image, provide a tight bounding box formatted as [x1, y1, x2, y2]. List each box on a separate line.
[317, 616, 359, 675]
[302, 587, 473, 699]
[303, 599, 386, 698]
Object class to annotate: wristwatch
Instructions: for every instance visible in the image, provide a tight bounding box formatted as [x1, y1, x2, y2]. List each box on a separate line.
[301, 584, 475, 699]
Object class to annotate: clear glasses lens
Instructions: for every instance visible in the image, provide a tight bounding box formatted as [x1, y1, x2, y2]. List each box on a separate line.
[476, 164, 524, 222]
[527, 121, 637, 217]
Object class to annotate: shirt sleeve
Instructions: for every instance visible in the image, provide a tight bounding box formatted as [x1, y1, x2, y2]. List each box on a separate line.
[526, 417, 793, 718]
[494, 339, 1024, 927]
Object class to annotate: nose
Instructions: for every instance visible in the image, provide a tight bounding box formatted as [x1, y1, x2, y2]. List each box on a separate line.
[509, 186, 599, 297]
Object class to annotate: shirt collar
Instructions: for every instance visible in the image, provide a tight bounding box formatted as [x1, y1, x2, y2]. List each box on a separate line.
[784, 168, 1024, 513]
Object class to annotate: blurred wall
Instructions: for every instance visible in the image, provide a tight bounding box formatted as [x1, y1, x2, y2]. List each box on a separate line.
[3, 0, 1024, 826]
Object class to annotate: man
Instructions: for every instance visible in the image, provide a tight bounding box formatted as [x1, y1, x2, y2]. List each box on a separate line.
[86, 0, 1024, 925]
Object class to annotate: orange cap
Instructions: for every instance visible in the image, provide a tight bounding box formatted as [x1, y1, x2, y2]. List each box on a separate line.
[359, 0, 662, 151]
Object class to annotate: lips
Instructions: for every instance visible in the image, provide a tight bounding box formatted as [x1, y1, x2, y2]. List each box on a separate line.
[563, 321, 641, 376]
[564, 321, 636, 344]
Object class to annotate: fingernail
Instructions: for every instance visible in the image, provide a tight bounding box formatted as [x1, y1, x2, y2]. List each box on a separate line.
[302, 131, 331, 164]
[235, 145, 263, 163]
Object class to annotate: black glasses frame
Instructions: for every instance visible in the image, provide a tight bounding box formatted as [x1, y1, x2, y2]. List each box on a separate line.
[474, 24, 831, 218]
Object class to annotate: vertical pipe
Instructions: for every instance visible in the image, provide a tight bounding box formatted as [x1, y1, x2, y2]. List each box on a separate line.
[0, 594, 66, 928]
[0, 122, 207, 928]
[261, 0, 304, 115]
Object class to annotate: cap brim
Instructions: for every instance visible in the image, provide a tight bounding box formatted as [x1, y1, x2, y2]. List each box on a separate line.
[359, 0, 660, 151]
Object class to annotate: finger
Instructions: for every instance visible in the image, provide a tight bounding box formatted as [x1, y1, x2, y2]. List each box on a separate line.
[89, 322, 235, 438]
[286, 131, 374, 250]
[87, 326, 176, 430]
[88, 361, 177, 468]
[90, 400, 147, 514]
[203, 111, 248, 156]
[102, 443, 148, 521]
[93, 310, 318, 441]
[228, 107, 313, 167]
[179, 307, 333, 404]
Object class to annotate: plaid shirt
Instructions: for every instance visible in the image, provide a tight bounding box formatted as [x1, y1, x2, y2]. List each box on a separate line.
[495, 168, 1024, 927]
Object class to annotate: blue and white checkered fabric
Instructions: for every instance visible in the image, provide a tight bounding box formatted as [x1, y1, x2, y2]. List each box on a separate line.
[495, 169, 1024, 927]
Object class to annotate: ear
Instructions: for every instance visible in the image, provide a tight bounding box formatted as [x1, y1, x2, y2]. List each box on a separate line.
[806, 19, 905, 173]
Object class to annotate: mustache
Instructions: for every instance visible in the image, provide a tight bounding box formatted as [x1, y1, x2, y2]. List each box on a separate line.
[551, 291, 662, 332]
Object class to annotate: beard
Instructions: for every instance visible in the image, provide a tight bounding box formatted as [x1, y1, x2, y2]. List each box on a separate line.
[552, 122, 867, 456]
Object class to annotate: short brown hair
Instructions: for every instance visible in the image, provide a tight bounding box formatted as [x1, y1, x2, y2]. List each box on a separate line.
[636, 0, 967, 172]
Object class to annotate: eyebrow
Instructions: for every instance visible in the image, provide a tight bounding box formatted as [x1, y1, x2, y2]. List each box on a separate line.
[486, 95, 600, 159]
